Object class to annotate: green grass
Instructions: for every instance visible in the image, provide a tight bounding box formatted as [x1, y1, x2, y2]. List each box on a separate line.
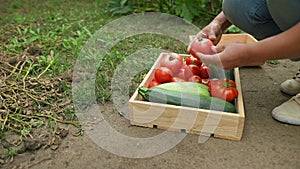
[267, 60, 280, 65]
[4, 148, 18, 158]
[1, 0, 116, 60]
[0, 0, 115, 159]
[1, 0, 207, 159]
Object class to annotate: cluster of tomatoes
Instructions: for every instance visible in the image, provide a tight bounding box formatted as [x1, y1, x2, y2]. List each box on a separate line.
[148, 37, 239, 102]
[149, 53, 210, 86]
[149, 54, 239, 103]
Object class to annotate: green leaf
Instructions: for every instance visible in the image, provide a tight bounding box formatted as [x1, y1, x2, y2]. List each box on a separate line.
[112, 6, 132, 15]
[186, 0, 200, 17]
[120, 0, 127, 7]
[181, 3, 194, 23]
[31, 121, 44, 128]
[174, 4, 182, 16]
[24, 36, 40, 44]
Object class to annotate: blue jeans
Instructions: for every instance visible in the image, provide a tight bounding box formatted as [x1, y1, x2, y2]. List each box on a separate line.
[222, 0, 300, 40]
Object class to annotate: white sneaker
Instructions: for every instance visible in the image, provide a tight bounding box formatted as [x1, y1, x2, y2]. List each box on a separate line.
[272, 93, 300, 125]
[280, 69, 300, 95]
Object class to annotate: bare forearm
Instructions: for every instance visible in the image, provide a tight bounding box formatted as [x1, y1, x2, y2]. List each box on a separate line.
[200, 12, 232, 44]
[213, 11, 232, 32]
[249, 22, 300, 62]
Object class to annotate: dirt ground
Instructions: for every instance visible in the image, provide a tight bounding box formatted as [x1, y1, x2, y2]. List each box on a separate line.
[3, 60, 300, 169]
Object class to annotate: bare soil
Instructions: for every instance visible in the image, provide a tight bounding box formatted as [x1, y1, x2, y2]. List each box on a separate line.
[2, 60, 300, 169]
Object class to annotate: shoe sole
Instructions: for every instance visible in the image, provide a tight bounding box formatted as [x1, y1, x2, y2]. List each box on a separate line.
[272, 109, 300, 125]
[279, 86, 299, 96]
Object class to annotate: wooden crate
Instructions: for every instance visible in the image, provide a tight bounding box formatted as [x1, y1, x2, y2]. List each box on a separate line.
[128, 34, 255, 141]
[217, 33, 257, 46]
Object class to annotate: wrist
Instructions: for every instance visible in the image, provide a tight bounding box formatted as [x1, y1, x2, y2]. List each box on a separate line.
[213, 12, 232, 31]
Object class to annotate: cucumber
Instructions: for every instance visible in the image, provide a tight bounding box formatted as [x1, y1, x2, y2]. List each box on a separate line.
[153, 82, 210, 97]
[138, 87, 237, 113]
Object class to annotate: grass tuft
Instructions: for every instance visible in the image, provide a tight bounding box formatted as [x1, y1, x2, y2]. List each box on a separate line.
[0, 0, 206, 162]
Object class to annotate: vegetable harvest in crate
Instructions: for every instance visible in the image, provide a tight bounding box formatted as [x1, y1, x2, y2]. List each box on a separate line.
[138, 37, 239, 113]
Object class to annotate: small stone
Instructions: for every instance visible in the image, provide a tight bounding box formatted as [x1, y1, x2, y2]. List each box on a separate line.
[60, 129, 69, 138]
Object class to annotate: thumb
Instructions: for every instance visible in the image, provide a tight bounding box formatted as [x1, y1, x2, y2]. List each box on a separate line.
[211, 45, 225, 54]
[196, 52, 224, 69]
[207, 34, 217, 42]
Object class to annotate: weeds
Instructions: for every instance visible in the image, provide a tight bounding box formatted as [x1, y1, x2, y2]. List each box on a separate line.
[0, 0, 204, 162]
[0, 50, 79, 138]
[267, 60, 280, 65]
[4, 148, 18, 159]
[0, 1, 116, 162]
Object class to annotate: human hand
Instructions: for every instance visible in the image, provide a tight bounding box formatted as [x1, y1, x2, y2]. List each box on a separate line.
[197, 21, 223, 45]
[196, 43, 265, 70]
[194, 11, 232, 45]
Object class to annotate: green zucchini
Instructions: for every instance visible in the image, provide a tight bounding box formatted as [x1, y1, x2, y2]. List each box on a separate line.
[153, 82, 210, 97]
[138, 87, 236, 113]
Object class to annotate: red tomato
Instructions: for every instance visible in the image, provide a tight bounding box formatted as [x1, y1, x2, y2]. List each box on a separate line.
[148, 80, 160, 88]
[180, 61, 187, 69]
[175, 68, 186, 80]
[184, 64, 201, 79]
[170, 52, 184, 61]
[160, 53, 183, 74]
[199, 63, 211, 79]
[187, 37, 214, 58]
[154, 67, 173, 83]
[188, 75, 202, 83]
[171, 77, 186, 82]
[201, 79, 210, 87]
[185, 56, 202, 67]
[210, 79, 238, 102]
[205, 78, 220, 88]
